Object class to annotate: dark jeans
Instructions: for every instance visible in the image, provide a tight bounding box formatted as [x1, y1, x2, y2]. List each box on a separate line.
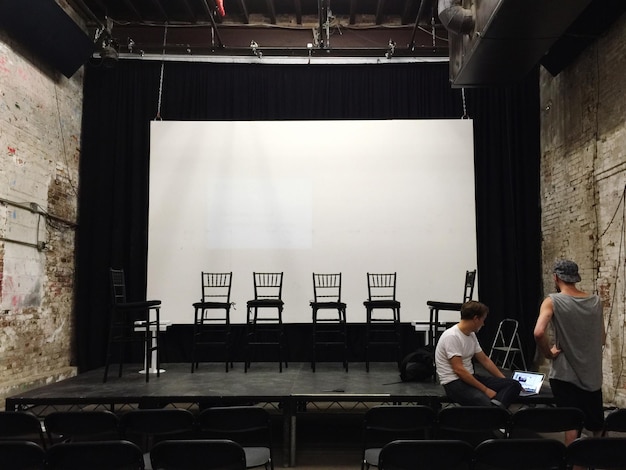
[443, 374, 522, 407]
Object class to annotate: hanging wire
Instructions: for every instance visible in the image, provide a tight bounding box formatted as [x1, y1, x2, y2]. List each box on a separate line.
[461, 88, 469, 119]
[155, 25, 168, 120]
[431, 15, 436, 48]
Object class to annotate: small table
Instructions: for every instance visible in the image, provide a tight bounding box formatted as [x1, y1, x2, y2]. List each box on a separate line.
[134, 320, 171, 374]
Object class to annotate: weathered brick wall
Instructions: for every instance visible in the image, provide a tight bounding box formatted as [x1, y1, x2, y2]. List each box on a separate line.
[0, 20, 81, 404]
[540, 14, 626, 406]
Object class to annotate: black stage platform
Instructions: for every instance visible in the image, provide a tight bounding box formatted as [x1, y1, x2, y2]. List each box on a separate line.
[4, 361, 554, 467]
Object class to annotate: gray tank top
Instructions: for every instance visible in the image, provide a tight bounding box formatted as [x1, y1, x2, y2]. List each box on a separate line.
[549, 293, 603, 391]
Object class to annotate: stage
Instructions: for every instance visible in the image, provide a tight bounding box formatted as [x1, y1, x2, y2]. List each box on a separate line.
[4, 361, 554, 467]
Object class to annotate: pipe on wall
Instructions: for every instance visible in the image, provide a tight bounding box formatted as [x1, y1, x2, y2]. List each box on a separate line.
[438, 0, 475, 35]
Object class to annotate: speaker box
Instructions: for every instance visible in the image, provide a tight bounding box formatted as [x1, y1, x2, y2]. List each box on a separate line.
[0, 0, 94, 78]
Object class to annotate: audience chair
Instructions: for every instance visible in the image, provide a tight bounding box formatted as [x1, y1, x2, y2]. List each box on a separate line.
[474, 438, 566, 470]
[310, 273, 348, 372]
[565, 437, 626, 469]
[378, 439, 473, 470]
[0, 411, 46, 449]
[196, 405, 274, 470]
[245, 272, 287, 372]
[150, 439, 246, 470]
[104, 267, 162, 383]
[43, 410, 121, 446]
[435, 405, 511, 447]
[0, 441, 46, 470]
[603, 407, 626, 436]
[191, 272, 234, 373]
[46, 440, 145, 470]
[508, 406, 584, 440]
[426, 269, 476, 346]
[120, 408, 196, 470]
[363, 273, 402, 372]
[361, 405, 437, 470]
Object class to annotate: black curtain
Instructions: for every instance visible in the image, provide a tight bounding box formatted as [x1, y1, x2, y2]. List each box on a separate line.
[76, 60, 541, 372]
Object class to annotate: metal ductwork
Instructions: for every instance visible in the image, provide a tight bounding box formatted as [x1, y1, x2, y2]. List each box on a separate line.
[438, 0, 474, 35]
[446, 0, 597, 87]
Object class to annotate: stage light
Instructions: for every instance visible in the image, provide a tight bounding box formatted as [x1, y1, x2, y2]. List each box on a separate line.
[250, 40, 262, 58]
[385, 39, 396, 59]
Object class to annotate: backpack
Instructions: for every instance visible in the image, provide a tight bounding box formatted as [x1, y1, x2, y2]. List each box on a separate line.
[400, 346, 435, 382]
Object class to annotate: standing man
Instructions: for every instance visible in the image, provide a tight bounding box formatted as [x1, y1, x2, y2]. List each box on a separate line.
[534, 259, 605, 445]
[435, 300, 522, 407]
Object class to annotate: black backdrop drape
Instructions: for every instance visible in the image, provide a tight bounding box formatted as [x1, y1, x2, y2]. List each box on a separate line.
[76, 60, 541, 372]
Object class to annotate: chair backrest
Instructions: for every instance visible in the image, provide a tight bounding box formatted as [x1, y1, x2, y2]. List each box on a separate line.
[110, 268, 128, 305]
[474, 438, 566, 470]
[253, 272, 283, 301]
[0, 411, 46, 449]
[150, 439, 247, 470]
[436, 406, 511, 446]
[366, 273, 397, 302]
[196, 406, 273, 447]
[200, 272, 232, 304]
[120, 409, 196, 446]
[463, 270, 476, 302]
[44, 410, 121, 445]
[363, 405, 437, 449]
[46, 440, 144, 470]
[378, 439, 473, 470]
[509, 407, 584, 438]
[603, 407, 626, 435]
[312, 273, 342, 303]
[565, 437, 626, 469]
[0, 441, 46, 470]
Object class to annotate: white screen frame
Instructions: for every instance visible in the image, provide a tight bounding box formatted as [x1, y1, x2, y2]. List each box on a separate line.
[148, 119, 477, 324]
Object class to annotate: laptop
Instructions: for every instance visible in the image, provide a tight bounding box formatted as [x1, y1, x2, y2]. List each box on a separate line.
[512, 371, 545, 396]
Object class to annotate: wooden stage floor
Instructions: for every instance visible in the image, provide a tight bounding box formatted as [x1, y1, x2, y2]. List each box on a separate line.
[4, 361, 553, 467]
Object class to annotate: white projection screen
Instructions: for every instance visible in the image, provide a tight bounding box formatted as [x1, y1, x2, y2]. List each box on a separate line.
[148, 120, 477, 324]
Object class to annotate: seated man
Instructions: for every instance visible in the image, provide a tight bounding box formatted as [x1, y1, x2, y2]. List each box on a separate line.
[435, 300, 521, 407]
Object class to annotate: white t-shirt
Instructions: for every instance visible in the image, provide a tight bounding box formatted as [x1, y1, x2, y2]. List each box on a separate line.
[434, 324, 482, 385]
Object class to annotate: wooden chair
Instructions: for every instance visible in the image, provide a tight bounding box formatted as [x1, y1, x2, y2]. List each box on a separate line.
[245, 272, 287, 372]
[191, 272, 234, 373]
[310, 273, 348, 372]
[104, 268, 162, 383]
[363, 273, 402, 372]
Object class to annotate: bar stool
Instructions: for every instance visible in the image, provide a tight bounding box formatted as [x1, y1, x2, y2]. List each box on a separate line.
[245, 272, 287, 372]
[310, 273, 348, 372]
[364, 272, 401, 372]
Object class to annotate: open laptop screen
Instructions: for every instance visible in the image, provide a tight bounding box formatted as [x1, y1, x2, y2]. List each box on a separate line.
[512, 371, 545, 396]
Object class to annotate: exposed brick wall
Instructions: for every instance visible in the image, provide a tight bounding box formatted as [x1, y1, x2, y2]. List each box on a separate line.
[0, 24, 80, 404]
[540, 14, 626, 406]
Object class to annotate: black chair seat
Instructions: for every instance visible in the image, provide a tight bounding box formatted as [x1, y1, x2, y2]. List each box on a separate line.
[426, 300, 462, 310]
[311, 301, 347, 309]
[192, 301, 231, 309]
[364, 299, 401, 309]
[247, 299, 284, 308]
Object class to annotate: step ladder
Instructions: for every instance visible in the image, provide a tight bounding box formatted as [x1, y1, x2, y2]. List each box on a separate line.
[489, 318, 528, 370]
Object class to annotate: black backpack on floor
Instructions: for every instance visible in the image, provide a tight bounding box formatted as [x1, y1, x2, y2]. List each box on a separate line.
[400, 346, 435, 382]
